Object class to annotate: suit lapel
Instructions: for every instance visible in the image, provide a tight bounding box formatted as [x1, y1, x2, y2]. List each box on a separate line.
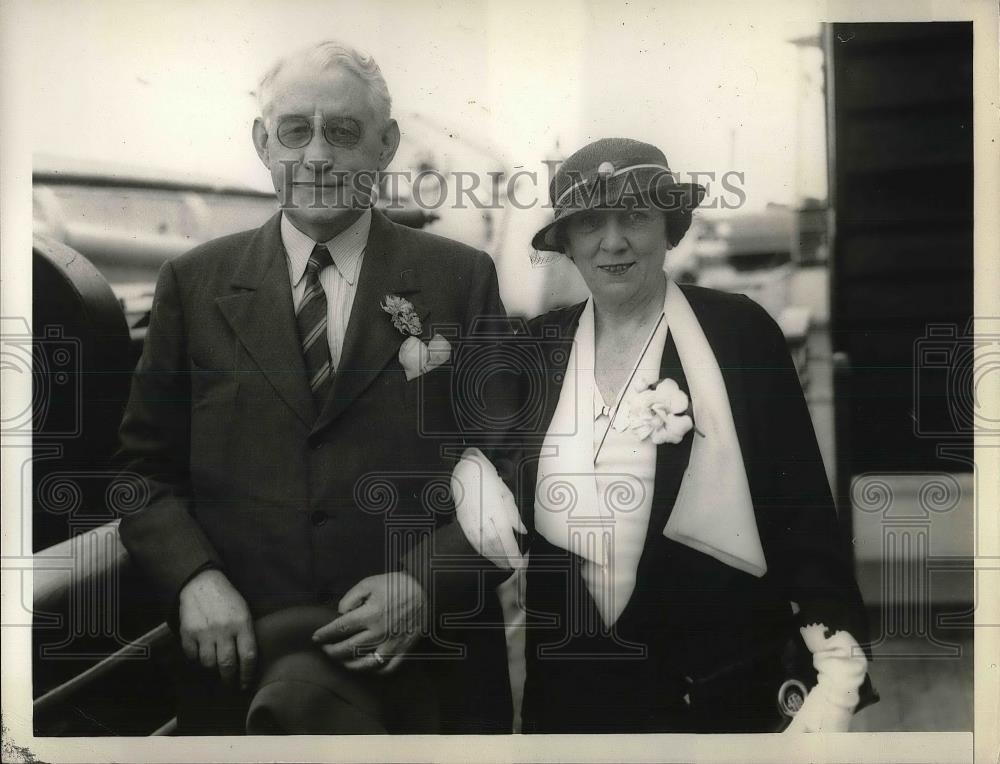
[648, 285, 752, 535]
[311, 210, 425, 436]
[216, 213, 316, 427]
[646, 330, 693, 536]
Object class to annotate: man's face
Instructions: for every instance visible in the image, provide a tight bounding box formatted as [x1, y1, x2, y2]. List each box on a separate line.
[253, 63, 399, 236]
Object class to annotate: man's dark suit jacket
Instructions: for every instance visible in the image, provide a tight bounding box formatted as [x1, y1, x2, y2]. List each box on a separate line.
[495, 284, 872, 733]
[117, 209, 512, 733]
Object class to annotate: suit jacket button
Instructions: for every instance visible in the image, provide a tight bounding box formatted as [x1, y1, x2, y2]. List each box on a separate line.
[310, 510, 328, 527]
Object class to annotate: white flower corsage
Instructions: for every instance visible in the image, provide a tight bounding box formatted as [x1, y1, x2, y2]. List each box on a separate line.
[624, 373, 703, 445]
[381, 294, 423, 336]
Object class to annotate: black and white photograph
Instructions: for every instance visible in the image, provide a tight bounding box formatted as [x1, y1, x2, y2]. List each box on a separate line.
[1, 0, 997, 762]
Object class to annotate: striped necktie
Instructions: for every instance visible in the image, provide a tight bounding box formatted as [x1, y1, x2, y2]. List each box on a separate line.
[297, 244, 334, 402]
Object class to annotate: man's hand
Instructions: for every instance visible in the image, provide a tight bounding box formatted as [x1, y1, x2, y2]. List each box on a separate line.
[311, 572, 427, 673]
[178, 568, 257, 690]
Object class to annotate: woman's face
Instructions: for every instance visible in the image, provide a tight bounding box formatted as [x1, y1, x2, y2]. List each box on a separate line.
[563, 207, 670, 308]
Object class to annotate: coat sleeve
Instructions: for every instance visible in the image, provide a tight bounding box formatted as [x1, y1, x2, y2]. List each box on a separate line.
[116, 261, 224, 609]
[737, 295, 870, 649]
[399, 251, 517, 607]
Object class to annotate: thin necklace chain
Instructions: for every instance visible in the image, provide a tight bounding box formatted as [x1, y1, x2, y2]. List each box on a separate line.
[593, 311, 666, 463]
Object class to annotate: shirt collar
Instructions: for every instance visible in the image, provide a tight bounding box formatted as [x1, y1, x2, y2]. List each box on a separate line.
[280, 208, 372, 288]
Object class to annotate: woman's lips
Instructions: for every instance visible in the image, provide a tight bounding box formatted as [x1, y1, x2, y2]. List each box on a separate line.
[597, 262, 635, 275]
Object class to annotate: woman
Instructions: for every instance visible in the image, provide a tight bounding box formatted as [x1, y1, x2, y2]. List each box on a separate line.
[454, 138, 875, 733]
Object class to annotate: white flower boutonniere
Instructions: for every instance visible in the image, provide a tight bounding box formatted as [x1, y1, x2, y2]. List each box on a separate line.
[381, 294, 423, 336]
[382, 294, 450, 381]
[398, 333, 451, 381]
[625, 373, 704, 445]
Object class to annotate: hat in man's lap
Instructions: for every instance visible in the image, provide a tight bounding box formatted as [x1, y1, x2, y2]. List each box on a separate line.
[245, 604, 437, 734]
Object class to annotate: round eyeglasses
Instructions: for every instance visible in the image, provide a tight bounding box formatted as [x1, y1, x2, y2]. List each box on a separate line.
[274, 115, 363, 150]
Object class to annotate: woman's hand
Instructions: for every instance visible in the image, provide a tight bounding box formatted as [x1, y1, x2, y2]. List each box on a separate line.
[784, 688, 854, 732]
[452, 447, 526, 570]
[784, 625, 868, 733]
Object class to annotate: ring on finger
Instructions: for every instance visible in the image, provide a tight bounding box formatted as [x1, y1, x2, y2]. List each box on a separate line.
[371, 650, 386, 666]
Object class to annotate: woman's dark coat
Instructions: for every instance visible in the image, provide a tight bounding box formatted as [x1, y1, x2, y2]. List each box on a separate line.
[494, 284, 873, 733]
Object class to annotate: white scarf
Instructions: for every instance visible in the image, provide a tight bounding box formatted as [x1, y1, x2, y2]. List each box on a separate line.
[534, 279, 767, 578]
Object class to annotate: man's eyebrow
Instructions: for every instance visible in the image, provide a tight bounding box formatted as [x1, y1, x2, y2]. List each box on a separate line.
[272, 111, 363, 122]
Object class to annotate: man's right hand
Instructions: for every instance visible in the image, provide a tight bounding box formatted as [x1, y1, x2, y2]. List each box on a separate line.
[178, 569, 257, 690]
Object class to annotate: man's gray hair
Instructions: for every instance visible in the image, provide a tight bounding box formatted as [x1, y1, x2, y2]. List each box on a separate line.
[257, 40, 392, 124]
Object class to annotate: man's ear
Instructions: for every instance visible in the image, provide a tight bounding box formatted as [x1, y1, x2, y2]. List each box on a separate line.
[252, 118, 269, 166]
[378, 119, 401, 170]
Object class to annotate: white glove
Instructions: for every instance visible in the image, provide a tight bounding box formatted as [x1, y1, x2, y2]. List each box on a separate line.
[784, 624, 868, 733]
[451, 448, 526, 570]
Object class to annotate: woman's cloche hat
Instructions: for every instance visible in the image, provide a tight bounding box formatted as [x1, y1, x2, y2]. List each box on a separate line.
[532, 137, 707, 253]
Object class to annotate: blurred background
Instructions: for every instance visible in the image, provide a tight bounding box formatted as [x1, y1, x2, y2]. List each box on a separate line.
[19, 0, 979, 736]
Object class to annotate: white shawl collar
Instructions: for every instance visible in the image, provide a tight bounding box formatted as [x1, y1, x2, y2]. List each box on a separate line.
[533, 280, 767, 578]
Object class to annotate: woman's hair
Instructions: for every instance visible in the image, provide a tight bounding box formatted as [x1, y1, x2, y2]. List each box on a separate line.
[257, 40, 392, 125]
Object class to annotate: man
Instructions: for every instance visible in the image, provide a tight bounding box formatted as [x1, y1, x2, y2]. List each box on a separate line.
[117, 40, 512, 734]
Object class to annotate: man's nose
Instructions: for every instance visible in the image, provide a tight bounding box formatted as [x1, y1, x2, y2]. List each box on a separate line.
[301, 123, 335, 175]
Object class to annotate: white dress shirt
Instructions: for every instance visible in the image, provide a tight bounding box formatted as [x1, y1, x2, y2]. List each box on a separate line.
[280, 209, 371, 370]
[583, 300, 668, 627]
[582, 328, 665, 627]
[534, 293, 670, 627]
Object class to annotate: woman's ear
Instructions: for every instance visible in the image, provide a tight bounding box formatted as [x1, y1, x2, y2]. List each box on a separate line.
[663, 213, 674, 249]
